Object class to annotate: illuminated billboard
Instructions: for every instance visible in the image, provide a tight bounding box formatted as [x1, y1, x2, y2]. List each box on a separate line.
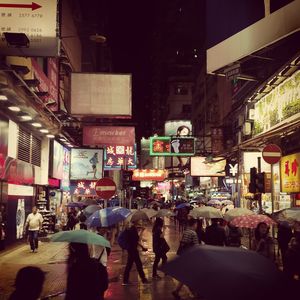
[104, 144, 137, 170]
[281, 152, 300, 193]
[150, 136, 195, 156]
[191, 157, 226, 177]
[164, 120, 192, 136]
[70, 73, 132, 117]
[132, 169, 168, 181]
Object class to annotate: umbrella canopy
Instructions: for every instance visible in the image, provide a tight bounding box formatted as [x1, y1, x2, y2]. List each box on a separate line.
[160, 245, 287, 300]
[156, 209, 175, 218]
[189, 206, 223, 219]
[128, 209, 151, 222]
[176, 202, 190, 209]
[230, 214, 276, 228]
[50, 230, 111, 248]
[82, 198, 98, 206]
[272, 207, 300, 222]
[207, 199, 221, 206]
[66, 202, 86, 208]
[223, 207, 254, 222]
[86, 207, 131, 228]
[83, 205, 101, 217]
[141, 208, 158, 218]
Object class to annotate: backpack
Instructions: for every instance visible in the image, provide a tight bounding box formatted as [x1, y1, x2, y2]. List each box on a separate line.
[118, 229, 130, 250]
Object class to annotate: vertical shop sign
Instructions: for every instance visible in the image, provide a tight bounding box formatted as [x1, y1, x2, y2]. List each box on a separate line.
[280, 153, 300, 193]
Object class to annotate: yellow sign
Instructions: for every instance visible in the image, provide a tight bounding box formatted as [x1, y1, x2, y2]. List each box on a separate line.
[280, 153, 300, 193]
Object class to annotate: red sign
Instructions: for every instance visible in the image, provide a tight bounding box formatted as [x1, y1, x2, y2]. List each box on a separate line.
[132, 169, 168, 181]
[48, 178, 60, 188]
[83, 126, 135, 146]
[262, 144, 282, 164]
[95, 178, 116, 199]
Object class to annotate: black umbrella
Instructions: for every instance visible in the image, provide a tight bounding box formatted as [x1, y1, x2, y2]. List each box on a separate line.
[160, 245, 293, 300]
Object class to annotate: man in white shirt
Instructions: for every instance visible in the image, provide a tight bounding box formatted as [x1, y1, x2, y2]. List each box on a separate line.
[25, 206, 43, 253]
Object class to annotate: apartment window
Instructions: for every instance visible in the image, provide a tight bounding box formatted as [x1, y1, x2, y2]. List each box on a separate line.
[174, 85, 188, 95]
[18, 127, 42, 167]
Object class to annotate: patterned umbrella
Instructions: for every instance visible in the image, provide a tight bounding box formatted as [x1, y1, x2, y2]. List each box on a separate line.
[230, 214, 276, 229]
[224, 208, 254, 222]
[207, 199, 221, 206]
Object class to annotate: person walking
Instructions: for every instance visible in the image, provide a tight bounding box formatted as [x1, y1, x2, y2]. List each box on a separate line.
[66, 242, 108, 300]
[152, 217, 169, 279]
[172, 218, 199, 299]
[277, 221, 293, 265]
[205, 218, 227, 246]
[25, 206, 43, 253]
[226, 222, 243, 247]
[251, 222, 275, 261]
[123, 221, 150, 285]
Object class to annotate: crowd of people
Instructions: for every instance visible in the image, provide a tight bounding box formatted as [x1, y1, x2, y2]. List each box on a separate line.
[5, 201, 300, 300]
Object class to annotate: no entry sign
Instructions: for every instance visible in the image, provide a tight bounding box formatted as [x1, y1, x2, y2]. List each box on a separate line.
[95, 178, 116, 199]
[262, 144, 282, 164]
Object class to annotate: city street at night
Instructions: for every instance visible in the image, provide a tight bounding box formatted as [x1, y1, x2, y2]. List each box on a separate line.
[0, 0, 300, 299]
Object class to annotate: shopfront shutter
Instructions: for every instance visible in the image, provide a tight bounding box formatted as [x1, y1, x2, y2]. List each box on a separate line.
[17, 127, 31, 163]
[31, 135, 41, 167]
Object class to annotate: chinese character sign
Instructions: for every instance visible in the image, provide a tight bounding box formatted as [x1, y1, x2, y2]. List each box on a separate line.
[69, 180, 97, 196]
[281, 153, 300, 193]
[150, 136, 195, 156]
[104, 145, 137, 170]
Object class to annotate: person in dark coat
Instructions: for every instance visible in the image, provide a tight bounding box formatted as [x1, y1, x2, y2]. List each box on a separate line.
[277, 221, 293, 265]
[152, 217, 169, 278]
[226, 222, 243, 247]
[205, 218, 227, 246]
[66, 242, 108, 300]
[9, 266, 45, 300]
[123, 221, 149, 285]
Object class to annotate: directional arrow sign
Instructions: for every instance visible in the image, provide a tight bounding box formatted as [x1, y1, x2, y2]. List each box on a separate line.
[0, 2, 42, 11]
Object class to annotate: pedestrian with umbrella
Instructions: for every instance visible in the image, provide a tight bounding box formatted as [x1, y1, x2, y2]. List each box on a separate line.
[122, 220, 150, 285]
[172, 218, 199, 299]
[205, 218, 227, 247]
[50, 230, 111, 300]
[251, 222, 275, 261]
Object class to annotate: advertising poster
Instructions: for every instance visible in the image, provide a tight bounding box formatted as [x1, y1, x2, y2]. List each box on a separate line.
[280, 153, 300, 193]
[61, 147, 70, 191]
[191, 157, 226, 177]
[164, 120, 192, 136]
[70, 149, 104, 180]
[0, 116, 8, 179]
[52, 141, 64, 180]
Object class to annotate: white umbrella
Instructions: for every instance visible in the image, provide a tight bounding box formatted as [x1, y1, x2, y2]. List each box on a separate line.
[223, 208, 254, 222]
[189, 206, 223, 219]
[156, 209, 175, 218]
[141, 208, 158, 218]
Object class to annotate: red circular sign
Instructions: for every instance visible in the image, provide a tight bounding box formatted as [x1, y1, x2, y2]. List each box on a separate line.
[262, 144, 282, 164]
[95, 178, 117, 199]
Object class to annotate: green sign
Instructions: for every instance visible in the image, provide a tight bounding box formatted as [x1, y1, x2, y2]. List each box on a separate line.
[150, 136, 195, 156]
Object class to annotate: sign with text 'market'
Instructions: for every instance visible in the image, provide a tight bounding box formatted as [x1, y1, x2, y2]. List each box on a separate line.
[83, 126, 135, 147]
[150, 136, 195, 156]
[132, 169, 168, 181]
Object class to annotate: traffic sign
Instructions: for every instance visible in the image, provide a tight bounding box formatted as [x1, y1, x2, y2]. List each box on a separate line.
[95, 178, 116, 199]
[262, 144, 282, 164]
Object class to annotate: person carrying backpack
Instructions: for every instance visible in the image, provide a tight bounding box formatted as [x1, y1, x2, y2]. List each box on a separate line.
[122, 221, 150, 285]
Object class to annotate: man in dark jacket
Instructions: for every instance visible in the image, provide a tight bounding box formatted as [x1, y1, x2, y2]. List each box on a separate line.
[205, 218, 227, 246]
[123, 221, 150, 285]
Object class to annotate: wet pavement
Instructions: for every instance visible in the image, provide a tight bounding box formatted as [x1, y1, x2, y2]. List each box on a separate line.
[0, 219, 195, 300]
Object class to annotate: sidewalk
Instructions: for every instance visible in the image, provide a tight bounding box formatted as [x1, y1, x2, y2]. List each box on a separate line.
[0, 219, 192, 300]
